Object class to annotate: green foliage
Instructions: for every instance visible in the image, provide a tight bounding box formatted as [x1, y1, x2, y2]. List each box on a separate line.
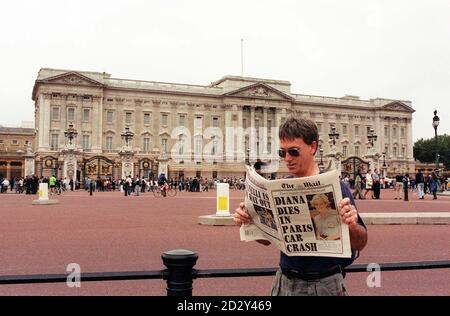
[414, 134, 450, 169]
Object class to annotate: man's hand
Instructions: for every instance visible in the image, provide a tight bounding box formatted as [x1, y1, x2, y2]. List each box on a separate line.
[339, 197, 358, 229]
[233, 202, 251, 225]
[339, 197, 368, 251]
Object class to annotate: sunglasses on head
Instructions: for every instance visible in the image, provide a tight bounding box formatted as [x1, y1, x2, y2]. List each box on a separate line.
[278, 148, 301, 158]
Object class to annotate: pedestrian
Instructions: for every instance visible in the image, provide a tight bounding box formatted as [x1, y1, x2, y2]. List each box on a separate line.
[372, 168, 381, 199]
[394, 173, 403, 200]
[233, 115, 367, 296]
[88, 178, 94, 196]
[415, 170, 425, 199]
[429, 171, 439, 200]
[364, 170, 374, 199]
[353, 170, 364, 200]
[134, 175, 141, 196]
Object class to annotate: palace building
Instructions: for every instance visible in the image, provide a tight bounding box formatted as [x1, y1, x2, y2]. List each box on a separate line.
[0, 126, 35, 180]
[31, 68, 415, 182]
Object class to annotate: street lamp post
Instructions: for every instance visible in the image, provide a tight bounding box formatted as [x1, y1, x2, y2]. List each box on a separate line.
[432, 110, 440, 176]
[64, 123, 78, 146]
[382, 152, 387, 178]
[121, 127, 134, 148]
[319, 148, 324, 171]
[367, 128, 378, 148]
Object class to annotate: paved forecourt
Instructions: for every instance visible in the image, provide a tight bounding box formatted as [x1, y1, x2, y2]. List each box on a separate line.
[0, 189, 449, 296]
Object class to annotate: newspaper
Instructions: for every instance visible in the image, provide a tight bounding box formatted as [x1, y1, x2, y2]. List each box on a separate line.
[240, 166, 351, 258]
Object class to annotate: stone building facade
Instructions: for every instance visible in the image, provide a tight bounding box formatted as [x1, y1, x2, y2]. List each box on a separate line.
[32, 68, 415, 182]
[0, 127, 35, 179]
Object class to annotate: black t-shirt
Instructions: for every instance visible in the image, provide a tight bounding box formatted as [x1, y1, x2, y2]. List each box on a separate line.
[279, 181, 366, 273]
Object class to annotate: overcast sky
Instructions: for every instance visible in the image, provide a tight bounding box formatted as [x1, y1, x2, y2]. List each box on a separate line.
[1, 0, 449, 141]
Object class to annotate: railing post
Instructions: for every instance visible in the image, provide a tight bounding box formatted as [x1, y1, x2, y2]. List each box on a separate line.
[162, 249, 198, 296]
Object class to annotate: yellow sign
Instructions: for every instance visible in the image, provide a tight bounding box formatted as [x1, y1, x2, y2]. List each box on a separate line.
[218, 196, 228, 211]
[38, 190, 42, 198]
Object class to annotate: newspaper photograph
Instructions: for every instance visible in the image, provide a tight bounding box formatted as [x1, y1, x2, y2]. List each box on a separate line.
[240, 166, 351, 258]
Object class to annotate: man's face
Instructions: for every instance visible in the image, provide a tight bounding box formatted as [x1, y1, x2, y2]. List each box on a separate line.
[280, 138, 317, 177]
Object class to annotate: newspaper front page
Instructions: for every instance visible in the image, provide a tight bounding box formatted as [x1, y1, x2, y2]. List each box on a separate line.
[240, 166, 351, 258]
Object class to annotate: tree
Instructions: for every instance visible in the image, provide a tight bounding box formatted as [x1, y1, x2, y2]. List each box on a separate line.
[414, 134, 450, 170]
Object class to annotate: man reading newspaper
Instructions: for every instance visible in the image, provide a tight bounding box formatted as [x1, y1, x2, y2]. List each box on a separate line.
[234, 116, 367, 296]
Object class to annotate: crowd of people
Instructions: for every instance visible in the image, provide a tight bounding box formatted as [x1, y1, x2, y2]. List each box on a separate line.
[0, 175, 79, 195]
[343, 169, 448, 201]
[1, 169, 448, 199]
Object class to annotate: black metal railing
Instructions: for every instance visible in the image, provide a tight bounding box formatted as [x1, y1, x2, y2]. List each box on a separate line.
[1, 249, 449, 296]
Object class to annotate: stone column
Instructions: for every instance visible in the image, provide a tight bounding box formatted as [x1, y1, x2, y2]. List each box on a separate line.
[38, 94, 51, 151]
[236, 106, 244, 163]
[91, 96, 102, 153]
[406, 118, 413, 159]
[375, 115, 382, 155]
[261, 107, 268, 159]
[225, 106, 233, 162]
[25, 150, 35, 177]
[249, 107, 256, 163]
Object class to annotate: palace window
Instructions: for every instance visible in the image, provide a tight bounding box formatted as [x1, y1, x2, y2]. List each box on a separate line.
[179, 115, 185, 127]
[161, 114, 168, 126]
[143, 138, 150, 152]
[342, 124, 347, 135]
[51, 134, 59, 150]
[144, 113, 151, 125]
[393, 127, 397, 137]
[212, 117, 219, 128]
[211, 139, 218, 155]
[178, 136, 185, 155]
[401, 127, 406, 138]
[161, 139, 168, 153]
[52, 107, 60, 121]
[83, 109, 90, 122]
[106, 111, 113, 123]
[67, 108, 75, 122]
[125, 112, 132, 125]
[82, 135, 91, 150]
[354, 125, 359, 136]
[355, 146, 360, 156]
[343, 145, 348, 157]
[195, 136, 202, 155]
[195, 116, 202, 129]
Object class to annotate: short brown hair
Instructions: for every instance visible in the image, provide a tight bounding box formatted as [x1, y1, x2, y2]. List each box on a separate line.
[279, 115, 319, 149]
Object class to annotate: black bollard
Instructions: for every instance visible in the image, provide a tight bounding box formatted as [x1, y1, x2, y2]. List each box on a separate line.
[162, 249, 198, 296]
